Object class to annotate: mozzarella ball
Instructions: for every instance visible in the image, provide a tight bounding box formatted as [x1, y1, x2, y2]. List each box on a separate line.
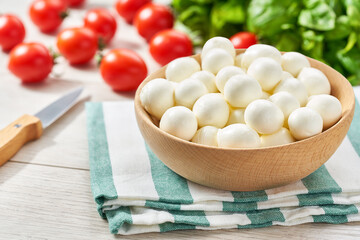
[217, 124, 260, 148]
[235, 53, 244, 68]
[244, 99, 284, 134]
[306, 94, 342, 129]
[202, 48, 234, 74]
[281, 71, 294, 81]
[227, 108, 245, 125]
[224, 74, 262, 108]
[216, 66, 245, 93]
[260, 91, 271, 99]
[165, 57, 200, 82]
[191, 71, 218, 93]
[193, 93, 230, 128]
[269, 91, 300, 120]
[201, 36, 236, 59]
[175, 78, 208, 109]
[191, 126, 219, 147]
[140, 78, 175, 119]
[297, 67, 331, 96]
[288, 107, 323, 140]
[160, 106, 198, 141]
[241, 44, 281, 69]
[273, 77, 308, 106]
[247, 57, 282, 91]
[260, 128, 295, 147]
[281, 52, 310, 77]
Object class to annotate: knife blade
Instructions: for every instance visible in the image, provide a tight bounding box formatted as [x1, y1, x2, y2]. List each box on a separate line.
[0, 87, 84, 166]
[35, 87, 83, 128]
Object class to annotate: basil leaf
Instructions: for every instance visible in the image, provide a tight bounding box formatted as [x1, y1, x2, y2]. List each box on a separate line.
[211, 0, 246, 30]
[337, 47, 360, 75]
[247, 0, 301, 37]
[275, 32, 302, 51]
[298, 0, 336, 31]
[324, 16, 351, 40]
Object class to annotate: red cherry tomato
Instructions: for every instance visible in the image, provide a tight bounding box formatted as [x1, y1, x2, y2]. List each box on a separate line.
[100, 49, 148, 91]
[0, 14, 25, 51]
[8, 42, 53, 83]
[57, 27, 97, 65]
[149, 29, 193, 66]
[67, 0, 85, 7]
[230, 32, 257, 49]
[134, 3, 173, 42]
[29, 0, 68, 33]
[115, 0, 151, 24]
[84, 9, 117, 44]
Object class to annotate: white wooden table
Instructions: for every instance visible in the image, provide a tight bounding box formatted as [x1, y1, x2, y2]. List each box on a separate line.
[1, 0, 360, 239]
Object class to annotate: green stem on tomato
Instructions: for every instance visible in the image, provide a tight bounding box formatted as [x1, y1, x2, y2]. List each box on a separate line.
[98, 38, 106, 51]
[49, 47, 61, 64]
[95, 51, 103, 67]
[60, 11, 69, 19]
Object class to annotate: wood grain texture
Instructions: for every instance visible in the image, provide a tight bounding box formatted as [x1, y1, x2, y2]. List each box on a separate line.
[1, 162, 360, 240]
[0, 0, 359, 238]
[134, 50, 355, 191]
[0, 114, 42, 166]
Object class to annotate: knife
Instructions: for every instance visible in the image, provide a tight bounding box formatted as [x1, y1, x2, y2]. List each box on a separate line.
[0, 87, 83, 166]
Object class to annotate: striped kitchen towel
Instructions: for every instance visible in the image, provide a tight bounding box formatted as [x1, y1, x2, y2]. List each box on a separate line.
[86, 87, 360, 235]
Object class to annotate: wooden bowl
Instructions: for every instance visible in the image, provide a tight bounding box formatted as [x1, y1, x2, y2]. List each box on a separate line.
[134, 50, 355, 191]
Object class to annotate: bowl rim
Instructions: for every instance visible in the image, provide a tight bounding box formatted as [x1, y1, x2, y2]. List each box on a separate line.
[135, 50, 355, 152]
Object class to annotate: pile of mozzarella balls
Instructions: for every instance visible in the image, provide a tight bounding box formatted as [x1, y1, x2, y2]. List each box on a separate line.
[140, 37, 342, 148]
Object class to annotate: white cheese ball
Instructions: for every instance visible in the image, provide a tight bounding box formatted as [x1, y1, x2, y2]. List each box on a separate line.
[191, 126, 219, 147]
[202, 48, 234, 74]
[224, 74, 262, 108]
[288, 107, 323, 140]
[193, 93, 230, 128]
[297, 67, 331, 96]
[281, 52, 310, 77]
[235, 53, 244, 68]
[165, 57, 200, 82]
[216, 66, 245, 93]
[191, 71, 218, 93]
[247, 57, 282, 91]
[160, 106, 198, 141]
[273, 77, 308, 106]
[244, 99, 284, 134]
[175, 78, 208, 109]
[226, 108, 245, 125]
[306, 94, 342, 129]
[260, 128, 295, 147]
[269, 91, 300, 120]
[260, 91, 271, 99]
[140, 78, 175, 119]
[241, 44, 281, 69]
[201, 36, 236, 59]
[217, 124, 260, 148]
[281, 71, 294, 81]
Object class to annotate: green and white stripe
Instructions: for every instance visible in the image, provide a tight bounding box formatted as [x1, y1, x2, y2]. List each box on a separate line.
[86, 87, 360, 235]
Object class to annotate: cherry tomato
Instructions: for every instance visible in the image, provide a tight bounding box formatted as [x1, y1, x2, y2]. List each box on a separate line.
[0, 14, 25, 52]
[57, 27, 97, 65]
[100, 49, 148, 91]
[29, 0, 68, 33]
[115, 0, 151, 24]
[149, 29, 193, 66]
[8, 42, 53, 83]
[134, 3, 173, 42]
[84, 9, 117, 44]
[230, 32, 257, 49]
[67, 0, 85, 7]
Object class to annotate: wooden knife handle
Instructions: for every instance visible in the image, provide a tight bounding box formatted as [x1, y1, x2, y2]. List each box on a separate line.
[0, 114, 43, 166]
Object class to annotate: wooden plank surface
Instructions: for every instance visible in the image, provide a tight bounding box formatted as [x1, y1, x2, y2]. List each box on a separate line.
[1, 162, 360, 240]
[0, 0, 360, 239]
